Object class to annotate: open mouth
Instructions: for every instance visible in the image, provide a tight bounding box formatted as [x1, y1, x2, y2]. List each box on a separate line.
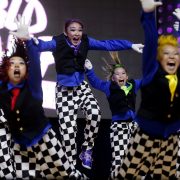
[72, 37, 80, 44]
[167, 62, 176, 70]
[14, 69, 20, 77]
[119, 80, 125, 85]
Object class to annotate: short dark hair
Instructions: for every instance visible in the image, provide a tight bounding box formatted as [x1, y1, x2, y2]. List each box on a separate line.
[64, 18, 84, 32]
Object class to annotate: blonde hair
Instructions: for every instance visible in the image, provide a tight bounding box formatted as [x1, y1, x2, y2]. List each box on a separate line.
[157, 35, 179, 61]
[102, 51, 127, 80]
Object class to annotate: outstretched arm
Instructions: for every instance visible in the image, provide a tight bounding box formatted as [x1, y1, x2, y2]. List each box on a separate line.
[139, 0, 162, 84]
[26, 40, 43, 100]
[9, 15, 56, 52]
[88, 37, 144, 53]
[9, 15, 31, 41]
[84, 59, 110, 96]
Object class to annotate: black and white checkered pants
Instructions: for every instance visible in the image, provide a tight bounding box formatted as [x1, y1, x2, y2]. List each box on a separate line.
[110, 121, 137, 179]
[0, 124, 15, 179]
[55, 81, 101, 165]
[114, 127, 178, 179]
[0, 109, 15, 179]
[14, 128, 83, 179]
[176, 134, 180, 179]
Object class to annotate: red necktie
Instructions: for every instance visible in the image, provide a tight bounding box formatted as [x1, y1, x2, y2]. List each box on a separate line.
[11, 88, 20, 110]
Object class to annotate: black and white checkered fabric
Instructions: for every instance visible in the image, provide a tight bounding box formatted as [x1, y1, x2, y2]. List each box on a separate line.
[110, 121, 137, 179]
[114, 127, 178, 179]
[14, 128, 85, 179]
[0, 109, 15, 178]
[55, 81, 101, 165]
[176, 134, 180, 179]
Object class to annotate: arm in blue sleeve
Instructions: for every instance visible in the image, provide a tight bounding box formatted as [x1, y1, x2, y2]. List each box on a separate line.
[134, 79, 142, 94]
[26, 39, 43, 100]
[141, 11, 159, 84]
[88, 37, 132, 51]
[31, 38, 56, 52]
[86, 68, 110, 96]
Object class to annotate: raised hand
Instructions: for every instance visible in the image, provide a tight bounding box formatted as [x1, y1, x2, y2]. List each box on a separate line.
[132, 43, 144, 54]
[9, 14, 31, 40]
[139, 0, 162, 13]
[84, 59, 93, 70]
[173, 21, 179, 32]
[173, 8, 180, 21]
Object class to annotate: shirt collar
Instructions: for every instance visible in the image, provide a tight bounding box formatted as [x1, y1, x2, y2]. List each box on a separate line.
[8, 81, 25, 91]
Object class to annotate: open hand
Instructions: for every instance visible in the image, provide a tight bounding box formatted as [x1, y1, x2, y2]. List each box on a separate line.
[84, 59, 93, 70]
[9, 14, 31, 40]
[139, 0, 162, 13]
[173, 8, 180, 21]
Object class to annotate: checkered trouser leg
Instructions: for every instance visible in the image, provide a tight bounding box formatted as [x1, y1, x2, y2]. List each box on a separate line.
[14, 143, 42, 179]
[0, 124, 15, 179]
[110, 121, 137, 179]
[176, 135, 180, 178]
[15, 129, 84, 179]
[115, 127, 178, 180]
[56, 81, 101, 165]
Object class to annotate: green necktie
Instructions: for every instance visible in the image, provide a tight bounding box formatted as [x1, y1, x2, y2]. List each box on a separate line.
[121, 82, 132, 96]
[165, 74, 178, 102]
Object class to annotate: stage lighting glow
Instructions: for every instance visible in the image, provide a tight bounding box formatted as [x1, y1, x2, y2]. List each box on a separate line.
[156, 0, 180, 36]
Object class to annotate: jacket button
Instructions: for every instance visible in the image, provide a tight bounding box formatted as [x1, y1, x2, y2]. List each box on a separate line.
[20, 127, 23, 131]
[16, 110, 20, 114]
[167, 114, 171, 118]
[17, 118, 20, 121]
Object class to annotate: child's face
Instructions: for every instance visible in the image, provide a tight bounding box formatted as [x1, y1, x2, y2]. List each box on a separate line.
[7, 56, 27, 85]
[112, 67, 128, 86]
[65, 22, 83, 46]
[159, 45, 180, 75]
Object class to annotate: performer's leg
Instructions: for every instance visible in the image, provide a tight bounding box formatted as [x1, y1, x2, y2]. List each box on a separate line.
[14, 144, 41, 178]
[176, 135, 180, 178]
[34, 128, 88, 179]
[0, 123, 15, 179]
[55, 85, 78, 166]
[152, 134, 178, 179]
[78, 81, 101, 169]
[110, 122, 131, 179]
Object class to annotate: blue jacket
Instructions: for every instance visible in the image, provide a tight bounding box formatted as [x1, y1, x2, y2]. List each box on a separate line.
[34, 35, 134, 87]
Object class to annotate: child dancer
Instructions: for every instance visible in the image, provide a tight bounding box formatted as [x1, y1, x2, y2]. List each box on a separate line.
[84, 52, 141, 179]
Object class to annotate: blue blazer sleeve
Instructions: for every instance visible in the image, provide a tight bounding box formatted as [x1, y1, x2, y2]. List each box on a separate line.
[26, 39, 43, 100]
[86, 68, 110, 96]
[141, 11, 159, 85]
[88, 37, 133, 51]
